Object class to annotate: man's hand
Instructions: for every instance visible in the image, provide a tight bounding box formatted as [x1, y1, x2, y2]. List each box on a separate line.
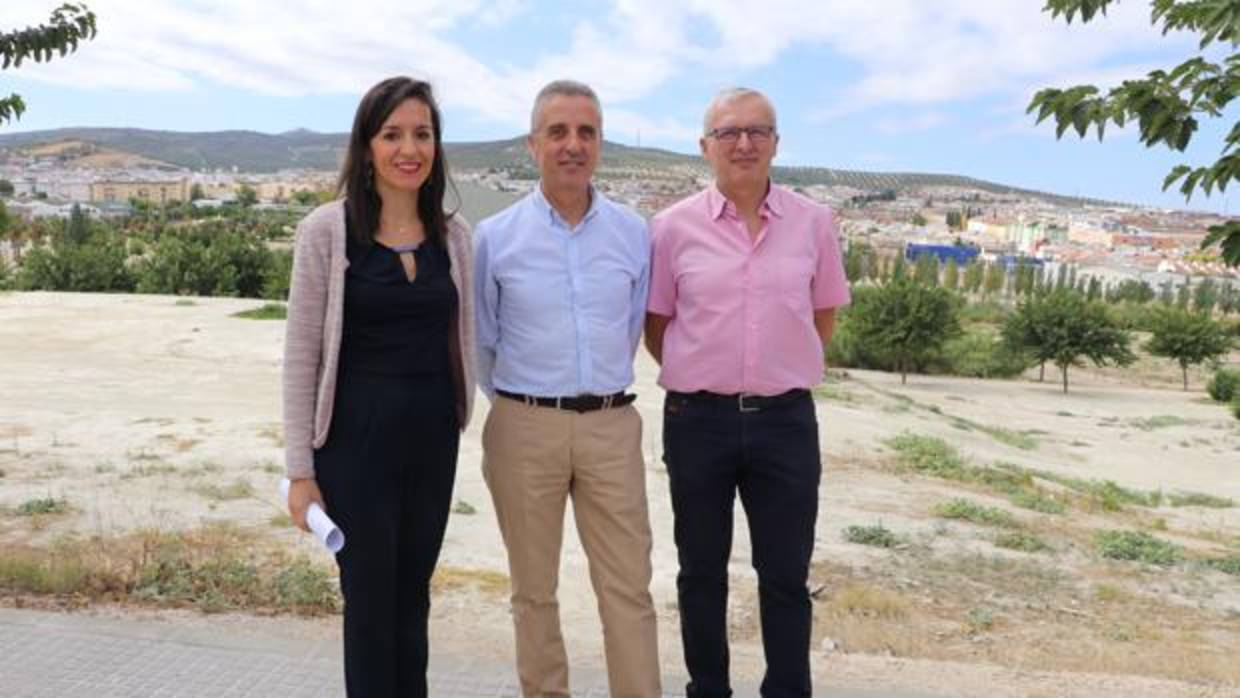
[287, 477, 325, 533]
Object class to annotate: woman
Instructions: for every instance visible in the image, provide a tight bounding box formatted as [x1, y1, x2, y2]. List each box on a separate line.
[282, 76, 476, 697]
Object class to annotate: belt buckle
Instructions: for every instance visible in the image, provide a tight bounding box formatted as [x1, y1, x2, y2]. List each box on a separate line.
[738, 394, 760, 413]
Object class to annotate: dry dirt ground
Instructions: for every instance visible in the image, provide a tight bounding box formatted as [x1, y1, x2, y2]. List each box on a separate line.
[1, 291, 1238, 698]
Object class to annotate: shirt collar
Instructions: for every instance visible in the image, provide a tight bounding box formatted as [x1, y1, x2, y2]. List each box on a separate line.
[532, 184, 602, 228]
[707, 180, 783, 221]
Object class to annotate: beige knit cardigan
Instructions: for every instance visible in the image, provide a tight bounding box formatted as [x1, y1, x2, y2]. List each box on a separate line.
[282, 199, 477, 479]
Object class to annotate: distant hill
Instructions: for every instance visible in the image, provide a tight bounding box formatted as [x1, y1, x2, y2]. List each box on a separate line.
[0, 127, 1119, 208]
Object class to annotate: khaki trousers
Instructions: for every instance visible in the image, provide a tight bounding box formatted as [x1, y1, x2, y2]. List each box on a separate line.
[482, 396, 661, 698]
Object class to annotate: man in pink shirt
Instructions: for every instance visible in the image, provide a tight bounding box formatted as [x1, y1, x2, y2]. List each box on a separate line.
[645, 87, 850, 697]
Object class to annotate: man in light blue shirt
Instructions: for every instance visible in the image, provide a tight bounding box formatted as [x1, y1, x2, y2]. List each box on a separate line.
[474, 80, 661, 698]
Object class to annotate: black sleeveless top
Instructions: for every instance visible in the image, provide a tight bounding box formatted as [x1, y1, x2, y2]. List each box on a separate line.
[338, 221, 457, 377]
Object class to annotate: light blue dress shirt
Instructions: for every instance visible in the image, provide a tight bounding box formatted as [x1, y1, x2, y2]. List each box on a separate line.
[474, 187, 650, 398]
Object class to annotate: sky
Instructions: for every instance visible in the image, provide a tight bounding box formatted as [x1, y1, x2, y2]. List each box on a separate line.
[4, 0, 1238, 212]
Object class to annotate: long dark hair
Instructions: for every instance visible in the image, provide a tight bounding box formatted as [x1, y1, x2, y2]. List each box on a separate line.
[338, 77, 454, 246]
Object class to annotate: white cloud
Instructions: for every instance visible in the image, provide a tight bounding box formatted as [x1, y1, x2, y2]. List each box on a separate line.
[874, 111, 951, 134]
[8, 0, 1201, 139]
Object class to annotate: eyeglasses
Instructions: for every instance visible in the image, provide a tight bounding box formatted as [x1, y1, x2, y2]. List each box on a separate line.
[705, 125, 776, 143]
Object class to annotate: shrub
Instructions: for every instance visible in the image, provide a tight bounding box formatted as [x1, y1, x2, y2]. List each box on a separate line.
[931, 330, 1031, 379]
[1207, 368, 1240, 403]
[231, 303, 287, 320]
[16, 497, 69, 516]
[993, 531, 1050, 553]
[1095, 530, 1182, 566]
[933, 498, 1019, 528]
[842, 523, 900, 548]
[884, 434, 968, 479]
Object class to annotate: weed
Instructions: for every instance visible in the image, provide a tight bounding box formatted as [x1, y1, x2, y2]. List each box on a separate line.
[16, 497, 69, 516]
[260, 461, 283, 475]
[1096, 530, 1183, 566]
[884, 434, 968, 479]
[1167, 492, 1234, 508]
[452, 499, 477, 515]
[842, 523, 900, 548]
[270, 559, 339, 612]
[993, 531, 1050, 553]
[121, 463, 177, 479]
[933, 498, 1018, 528]
[174, 299, 197, 307]
[827, 584, 910, 619]
[1094, 584, 1128, 603]
[431, 567, 509, 595]
[231, 303, 287, 320]
[1203, 556, 1240, 576]
[966, 607, 995, 633]
[191, 479, 255, 502]
[1007, 489, 1067, 515]
[94, 463, 116, 474]
[1127, 415, 1189, 431]
[269, 513, 293, 527]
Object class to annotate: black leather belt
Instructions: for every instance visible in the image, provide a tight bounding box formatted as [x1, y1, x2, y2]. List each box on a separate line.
[668, 389, 808, 413]
[497, 389, 636, 413]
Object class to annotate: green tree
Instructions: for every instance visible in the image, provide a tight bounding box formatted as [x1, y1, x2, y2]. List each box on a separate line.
[942, 258, 959, 290]
[235, 184, 258, 207]
[189, 183, 205, 201]
[0, 179, 13, 197]
[2, 4, 97, 124]
[983, 262, 1005, 295]
[1003, 289, 1135, 393]
[1193, 276, 1219, 313]
[849, 277, 962, 384]
[911, 212, 927, 226]
[1028, 0, 1240, 265]
[913, 252, 940, 286]
[1145, 308, 1234, 390]
[963, 261, 984, 293]
[1086, 275, 1103, 301]
[64, 202, 89, 244]
[1111, 279, 1155, 304]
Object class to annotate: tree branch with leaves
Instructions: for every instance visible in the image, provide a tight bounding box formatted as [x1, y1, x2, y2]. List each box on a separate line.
[1028, 0, 1240, 264]
[1, 3, 97, 125]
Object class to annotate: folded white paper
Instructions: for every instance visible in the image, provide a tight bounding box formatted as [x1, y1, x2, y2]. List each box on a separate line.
[280, 478, 345, 554]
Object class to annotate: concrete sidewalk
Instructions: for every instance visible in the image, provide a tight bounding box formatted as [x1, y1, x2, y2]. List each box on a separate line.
[0, 607, 943, 697]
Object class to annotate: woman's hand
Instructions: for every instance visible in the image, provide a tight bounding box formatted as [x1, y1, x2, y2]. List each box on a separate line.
[287, 477, 325, 532]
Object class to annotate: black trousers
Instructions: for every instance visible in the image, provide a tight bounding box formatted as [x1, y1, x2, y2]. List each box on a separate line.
[662, 391, 821, 698]
[315, 370, 459, 698]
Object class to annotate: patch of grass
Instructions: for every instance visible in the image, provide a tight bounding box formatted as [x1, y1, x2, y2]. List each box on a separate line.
[191, 479, 255, 502]
[431, 566, 509, 595]
[231, 303, 287, 320]
[842, 523, 900, 548]
[993, 530, 1050, 553]
[0, 526, 339, 614]
[174, 299, 197, 307]
[1166, 492, 1234, 508]
[1025, 469, 1161, 511]
[180, 463, 223, 477]
[268, 513, 293, 527]
[979, 425, 1039, 450]
[1095, 530, 1183, 566]
[1093, 583, 1129, 603]
[452, 499, 477, 515]
[1127, 415, 1189, 431]
[827, 584, 910, 619]
[1007, 489, 1067, 515]
[884, 434, 968, 479]
[966, 607, 995, 633]
[122, 463, 177, 479]
[260, 461, 283, 475]
[1203, 556, 1240, 576]
[270, 559, 338, 611]
[813, 383, 858, 404]
[933, 498, 1018, 528]
[16, 497, 69, 516]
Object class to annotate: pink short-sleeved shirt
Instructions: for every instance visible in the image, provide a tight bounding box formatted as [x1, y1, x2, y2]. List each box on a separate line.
[647, 184, 851, 396]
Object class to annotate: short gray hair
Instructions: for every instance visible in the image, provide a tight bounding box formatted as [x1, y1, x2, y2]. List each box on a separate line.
[703, 87, 777, 134]
[530, 79, 602, 133]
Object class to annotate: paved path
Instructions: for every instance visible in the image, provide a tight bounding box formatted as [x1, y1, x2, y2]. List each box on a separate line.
[0, 607, 944, 697]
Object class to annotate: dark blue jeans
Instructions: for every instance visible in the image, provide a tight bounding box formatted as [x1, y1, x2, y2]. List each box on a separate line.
[662, 390, 821, 698]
